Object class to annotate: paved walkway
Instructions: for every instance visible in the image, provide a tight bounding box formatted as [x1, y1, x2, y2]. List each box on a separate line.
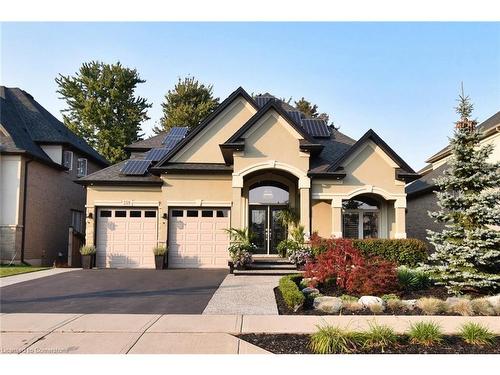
[0, 268, 79, 288]
[2, 313, 499, 354]
[203, 275, 281, 315]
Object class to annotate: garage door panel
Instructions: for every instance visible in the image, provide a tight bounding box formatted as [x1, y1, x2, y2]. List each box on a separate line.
[200, 222, 215, 231]
[169, 208, 229, 268]
[96, 208, 158, 269]
[200, 233, 215, 241]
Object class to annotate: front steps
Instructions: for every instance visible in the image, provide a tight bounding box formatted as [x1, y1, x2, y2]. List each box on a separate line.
[230, 256, 302, 276]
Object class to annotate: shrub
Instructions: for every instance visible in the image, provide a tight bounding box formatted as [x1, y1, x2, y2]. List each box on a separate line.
[276, 239, 295, 258]
[471, 298, 495, 316]
[368, 304, 385, 314]
[459, 322, 496, 346]
[353, 238, 428, 267]
[448, 299, 473, 316]
[343, 301, 363, 312]
[416, 297, 446, 315]
[387, 298, 403, 311]
[79, 245, 96, 255]
[278, 274, 305, 311]
[309, 325, 362, 354]
[362, 322, 398, 350]
[397, 266, 431, 291]
[309, 232, 329, 257]
[345, 258, 399, 295]
[408, 321, 443, 346]
[304, 238, 399, 295]
[381, 294, 399, 302]
[339, 294, 358, 302]
[153, 245, 167, 256]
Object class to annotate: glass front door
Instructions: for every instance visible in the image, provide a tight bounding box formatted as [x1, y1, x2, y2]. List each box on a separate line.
[249, 205, 287, 255]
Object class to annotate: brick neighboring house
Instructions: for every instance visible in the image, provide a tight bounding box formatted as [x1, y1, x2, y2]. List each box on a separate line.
[406, 111, 500, 246]
[0, 87, 108, 266]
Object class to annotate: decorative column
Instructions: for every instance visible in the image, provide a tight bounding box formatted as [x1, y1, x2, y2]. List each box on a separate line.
[85, 206, 95, 246]
[231, 174, 244, 228]
[299, 187, 310, 234]
[394, 197, 407, 239]
[331, 197, 343, 238]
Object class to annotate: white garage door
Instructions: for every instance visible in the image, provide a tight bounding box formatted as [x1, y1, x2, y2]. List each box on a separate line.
[96, 208, 158, 268]
[169, 208, 230, 268]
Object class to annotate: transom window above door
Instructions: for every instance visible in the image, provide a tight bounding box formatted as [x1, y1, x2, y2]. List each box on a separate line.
[249, 183, 289, 204]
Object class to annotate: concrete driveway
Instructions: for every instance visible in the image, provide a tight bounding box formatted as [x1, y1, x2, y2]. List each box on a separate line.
[0, 269, 228, 314]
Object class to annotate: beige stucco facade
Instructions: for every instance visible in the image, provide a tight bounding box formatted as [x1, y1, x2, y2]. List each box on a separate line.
[85, 97, 411, 258]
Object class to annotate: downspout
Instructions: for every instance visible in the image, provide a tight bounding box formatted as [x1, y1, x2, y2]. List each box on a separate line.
[20, 159, 32, 264]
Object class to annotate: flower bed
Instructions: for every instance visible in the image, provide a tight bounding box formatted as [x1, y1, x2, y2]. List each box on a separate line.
[275, 237, 499, 316]
[238, 333, 500, 354]
[239, 320, 499, 354]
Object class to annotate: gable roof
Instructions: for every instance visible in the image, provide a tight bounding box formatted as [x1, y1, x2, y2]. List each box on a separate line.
[310, 129, 418, 181]
[218, 99, 324, 164]
[154, 87, 259, 168]
[426, 111, 500, 163]
[0, 86, 108, 167]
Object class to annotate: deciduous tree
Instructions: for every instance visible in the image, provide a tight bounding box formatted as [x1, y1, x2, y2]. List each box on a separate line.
[56, 61, 151, 163]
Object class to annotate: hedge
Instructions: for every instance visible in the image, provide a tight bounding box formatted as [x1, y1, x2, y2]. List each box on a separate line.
[352, 238, 428, 267]
[278, 274, 305, 310]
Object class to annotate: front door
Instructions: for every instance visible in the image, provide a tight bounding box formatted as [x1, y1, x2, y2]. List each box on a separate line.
[249, 205, 287, 255]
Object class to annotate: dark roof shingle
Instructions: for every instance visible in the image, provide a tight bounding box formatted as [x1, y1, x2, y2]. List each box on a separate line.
[0, 86, 108, 166]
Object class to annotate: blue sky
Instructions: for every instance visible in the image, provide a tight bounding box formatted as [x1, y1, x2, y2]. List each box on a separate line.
[1, 22, 499, 169]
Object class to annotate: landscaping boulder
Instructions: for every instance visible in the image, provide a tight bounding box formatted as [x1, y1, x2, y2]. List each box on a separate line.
[313, 296, 343, 314]
[358, 296, 385, 309]
[401, 299, 417, 310]
[302, 287, 320, 295]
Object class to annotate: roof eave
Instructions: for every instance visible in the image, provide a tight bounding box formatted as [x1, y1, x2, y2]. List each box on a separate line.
[75, 179, 163, 186]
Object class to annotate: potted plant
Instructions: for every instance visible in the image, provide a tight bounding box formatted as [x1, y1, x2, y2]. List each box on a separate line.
[153, 245, 167, 270]
[80, 245, 96, 269]
[225, 228, 256, 271]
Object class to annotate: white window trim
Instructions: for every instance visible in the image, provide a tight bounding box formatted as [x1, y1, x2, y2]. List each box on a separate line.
[342, 209, 380, 239]
[77, 158, 88, 177]
[63, 150, 73, 171]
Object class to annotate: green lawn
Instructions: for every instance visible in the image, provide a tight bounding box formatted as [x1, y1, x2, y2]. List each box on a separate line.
[0, 265, 50, 278]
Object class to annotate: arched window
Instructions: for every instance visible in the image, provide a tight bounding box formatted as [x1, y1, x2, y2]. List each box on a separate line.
[249, 182, 289, 205]
[342, 196, 380, 239]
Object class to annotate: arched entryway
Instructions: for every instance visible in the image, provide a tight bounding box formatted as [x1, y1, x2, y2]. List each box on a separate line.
[238, 169, 301, 255]
[248, 181, 289, 254]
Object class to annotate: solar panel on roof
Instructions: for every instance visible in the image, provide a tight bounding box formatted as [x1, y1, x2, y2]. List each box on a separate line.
[162, 127, 188, 145]
[120, 159, 152, 175]
[254, 96, 273, 108]
[169, 127, 189, 137]
[145, 147, 171, 162]
[301, 118, 330, 138]
[287, 111, 303, 126]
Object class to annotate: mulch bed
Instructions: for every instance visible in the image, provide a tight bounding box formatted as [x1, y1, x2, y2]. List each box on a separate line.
[273, 287, 489, 316]
[238, 334, 500, 354]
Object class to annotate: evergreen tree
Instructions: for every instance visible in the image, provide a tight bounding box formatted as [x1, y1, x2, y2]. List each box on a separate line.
[294, 97, 334, 126]
[154, 76, 219, 133]
[425, 91, 500, 295]
[294, 97, 319, 118]
[56, 61, 151, 163]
